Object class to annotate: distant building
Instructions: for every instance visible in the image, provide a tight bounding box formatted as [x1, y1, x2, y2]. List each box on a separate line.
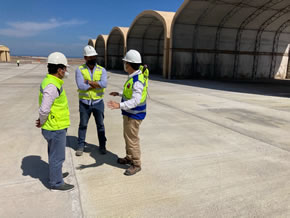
[88, 39, 96, 48]
[0, 45, 10, 62]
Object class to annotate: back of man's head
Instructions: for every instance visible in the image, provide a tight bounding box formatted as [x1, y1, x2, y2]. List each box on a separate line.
[47, 64, 66, 74]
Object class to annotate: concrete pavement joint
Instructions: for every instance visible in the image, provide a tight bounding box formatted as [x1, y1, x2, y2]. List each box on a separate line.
[108, 75, 290, 152]
[150, 97, 290, 153]
[67, 145, 84, 218]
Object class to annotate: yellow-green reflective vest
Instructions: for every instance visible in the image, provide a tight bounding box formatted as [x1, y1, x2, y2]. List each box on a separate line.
[39, 74, 70, 131]
[139, 65, 149, 88]
[78, 64, 105, 100]
[121, 73, 147, 120]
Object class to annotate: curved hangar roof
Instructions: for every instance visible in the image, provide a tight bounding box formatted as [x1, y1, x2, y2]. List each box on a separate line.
[107, 27, 129, 70]
[127, 10, 175, 77]
[170, 0, 290, 79]
[0, 45, 10, 52]
[88, 39, 96, 48]
[95, 35, 109, 67]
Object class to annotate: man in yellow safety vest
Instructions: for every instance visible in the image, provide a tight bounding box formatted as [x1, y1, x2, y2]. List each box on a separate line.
[75, 45, 108, 156]
[36, 52, 74, 191]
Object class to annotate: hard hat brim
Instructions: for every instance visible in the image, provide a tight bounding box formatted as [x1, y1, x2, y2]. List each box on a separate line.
[47, 61, 69, 67]
[122, 58, 141, 64]
[84, 54, 98, 57]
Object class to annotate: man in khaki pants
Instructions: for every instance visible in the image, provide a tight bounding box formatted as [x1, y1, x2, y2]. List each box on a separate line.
[108, 50, 147, 176]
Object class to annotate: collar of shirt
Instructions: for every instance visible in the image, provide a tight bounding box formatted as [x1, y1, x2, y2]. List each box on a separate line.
[128, 70, 141, 78]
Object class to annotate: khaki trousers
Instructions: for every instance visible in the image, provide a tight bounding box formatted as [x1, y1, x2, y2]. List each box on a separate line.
[123, 116, 142, 167]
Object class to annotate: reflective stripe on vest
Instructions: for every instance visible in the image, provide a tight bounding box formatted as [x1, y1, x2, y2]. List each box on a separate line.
[39, 74, 70, 131]
[78, 64, 105, 100]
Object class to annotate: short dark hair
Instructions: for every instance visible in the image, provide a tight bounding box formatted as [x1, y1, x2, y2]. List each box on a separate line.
[128, 62, 141, 71]
[47, 64, 66, 74]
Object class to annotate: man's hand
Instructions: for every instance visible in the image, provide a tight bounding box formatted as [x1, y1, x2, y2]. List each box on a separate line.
[84, 79, 89, 85]
[107, 101, 120, 109]
[89, 81, 101, 88]
[109, 92, 119, 96]
[84, 80, 101, 89]
[35, 119, 41, 128]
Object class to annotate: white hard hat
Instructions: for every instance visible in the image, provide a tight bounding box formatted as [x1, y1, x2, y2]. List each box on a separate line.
[122, 49, 142, 64]
[84, 45, 98, 57]
[47, 52, 68, 66]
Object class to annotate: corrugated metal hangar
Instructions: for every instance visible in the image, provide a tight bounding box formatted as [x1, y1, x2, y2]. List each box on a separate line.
[106, 27, 129, 70]
[89, 0, 290, 81]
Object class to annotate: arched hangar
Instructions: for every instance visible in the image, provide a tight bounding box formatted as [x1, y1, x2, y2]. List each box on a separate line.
[170, 0, 290, 80]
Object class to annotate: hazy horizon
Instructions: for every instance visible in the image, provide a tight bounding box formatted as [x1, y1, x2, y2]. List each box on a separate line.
[10, 54, 83, 58]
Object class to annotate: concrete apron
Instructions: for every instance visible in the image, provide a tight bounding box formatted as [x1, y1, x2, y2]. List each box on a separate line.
[0, 63, 82, 218]
[1, 63, 290, 217]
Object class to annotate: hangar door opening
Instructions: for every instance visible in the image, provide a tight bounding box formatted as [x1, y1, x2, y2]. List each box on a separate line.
[107, 28, 127, 70]
[95, 35, 107, 68]
[127, 14, 165, 75]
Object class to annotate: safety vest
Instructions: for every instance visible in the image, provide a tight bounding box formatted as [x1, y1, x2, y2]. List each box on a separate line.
[139, 65, 149, 88]
[39, 74, 70, 131]
[78, 64, 105, 100]
[121, 72, 147, 120]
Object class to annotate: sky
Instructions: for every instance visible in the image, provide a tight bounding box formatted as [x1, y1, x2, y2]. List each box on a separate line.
[0, 0, 182, 57]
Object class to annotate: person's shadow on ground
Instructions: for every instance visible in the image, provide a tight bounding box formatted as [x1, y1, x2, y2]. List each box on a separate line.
[21, 155, 50, 189]
[67, 136, 128, 170]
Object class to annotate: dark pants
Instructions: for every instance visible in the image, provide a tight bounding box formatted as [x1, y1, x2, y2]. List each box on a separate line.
[42, 129, 66, 187]
[78, 100, 107, 149]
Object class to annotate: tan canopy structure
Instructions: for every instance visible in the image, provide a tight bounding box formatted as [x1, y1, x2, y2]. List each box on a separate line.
[0, 45, 10, 62]
[170, 0, 290, 80]
[88, 39, 96, 48]
[95, 35, 108, 68]
[127, 10, 175, 78]
[107, 27, 129, 70]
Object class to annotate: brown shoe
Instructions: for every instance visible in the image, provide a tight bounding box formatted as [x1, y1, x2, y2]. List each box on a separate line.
[117, 157, 132, 165]
[124, 165, 141, 176]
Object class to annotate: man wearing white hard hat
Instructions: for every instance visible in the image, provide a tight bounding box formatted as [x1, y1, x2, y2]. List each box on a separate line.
[108, 49, 148, 176]
[36, 52, 74, 191]
[75, 45, 108, 156]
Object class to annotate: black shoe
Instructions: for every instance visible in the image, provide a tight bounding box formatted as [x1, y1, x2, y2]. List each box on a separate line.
[50, 183, 75, 192]
[62, 172, 69, 178]
[99, 146, 107, 155]
[76, 147, 84, 156]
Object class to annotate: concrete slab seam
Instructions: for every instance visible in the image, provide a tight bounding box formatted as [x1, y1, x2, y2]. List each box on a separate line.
[67, 145, 84, 218]
[151, 98, 290, 153]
